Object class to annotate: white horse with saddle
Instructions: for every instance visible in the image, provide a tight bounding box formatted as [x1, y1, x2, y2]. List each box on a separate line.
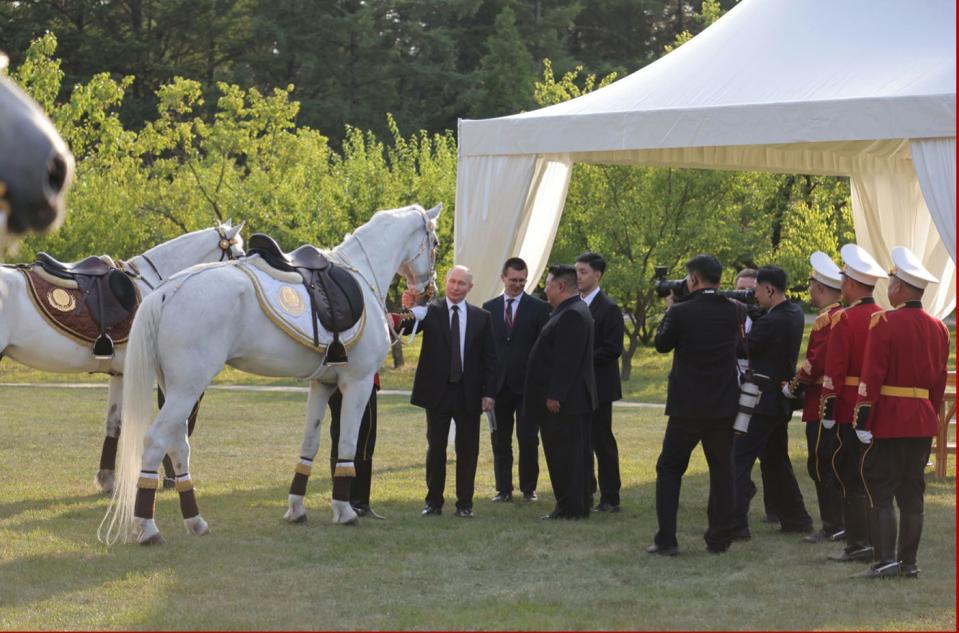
[0, 222, 245, 490]
[100, 203, 441, 545]
[0, 50, 73, 249]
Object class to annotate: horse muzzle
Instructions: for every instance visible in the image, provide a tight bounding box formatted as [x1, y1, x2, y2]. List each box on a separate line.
[0, 73, 74, 237]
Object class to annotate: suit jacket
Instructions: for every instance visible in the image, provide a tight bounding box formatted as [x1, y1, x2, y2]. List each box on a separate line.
[403, 299, 498, 415]
[746, 300, 805, 417]
[524, 295, 598, 417]
[654, 289, 740, 419]
[588, 290, 625, 403]
[483, 292, 550, 396]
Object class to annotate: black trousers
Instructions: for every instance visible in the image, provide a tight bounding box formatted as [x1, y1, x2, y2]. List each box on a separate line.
[733, 412, 811, 533]
[832, 424, 871, 550]
[425, 382, 480, 511]
[805, 420, 843, 533]
[490, 389, 539, 495]
[537, 411, 591, 518]
[654, 415, 735, 550]
[588, 401, 622, 506]
[328, 387, 377, 507]
[861, 437, 932, 565]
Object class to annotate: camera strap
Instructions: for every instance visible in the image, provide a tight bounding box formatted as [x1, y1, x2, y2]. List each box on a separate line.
[732, 299, 751, 375]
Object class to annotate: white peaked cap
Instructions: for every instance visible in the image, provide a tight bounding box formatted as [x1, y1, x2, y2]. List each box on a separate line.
[809, 251, 842, 290]
[839, 244, 887, 286]
[890, 246, 939, 289]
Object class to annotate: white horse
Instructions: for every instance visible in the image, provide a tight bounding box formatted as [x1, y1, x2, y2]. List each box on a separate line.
[0, 222, 245, 491]
[100, 204, 440, 545]
[0, 51, 74, 248]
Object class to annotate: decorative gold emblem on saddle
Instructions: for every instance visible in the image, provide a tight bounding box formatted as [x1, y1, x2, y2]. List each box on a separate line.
[277, 285, 305, 316]
[47, 288, 76, 312]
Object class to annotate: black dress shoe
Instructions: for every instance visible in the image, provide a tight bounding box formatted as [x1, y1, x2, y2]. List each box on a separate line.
[491, 493, 512, 503]
[593, 501, 621, 513]
[352, 503, 386, 520]
[802, 529, 831, 543]
[454, 508, 474, 518]
[522, 491, 538, 501]
[421, 505, 442, 516]
[852, 561, 900, 579]
[829, 529, 847, 541]
[899, 562, 920, 578]
[646, 543, 679, 557]
[828, 546, 873, 562]
[731, 528, 751, 542]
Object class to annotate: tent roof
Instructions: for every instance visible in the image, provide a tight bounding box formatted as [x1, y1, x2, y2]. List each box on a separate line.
[458, 0, 956, 158]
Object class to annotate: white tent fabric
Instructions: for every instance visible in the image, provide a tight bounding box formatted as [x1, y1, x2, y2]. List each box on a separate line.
[455, 0, 956, 317]
[911, 138, 957, 261]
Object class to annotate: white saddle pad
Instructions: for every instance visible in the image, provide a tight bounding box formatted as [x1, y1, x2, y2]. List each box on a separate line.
[237, 256, 365, 351]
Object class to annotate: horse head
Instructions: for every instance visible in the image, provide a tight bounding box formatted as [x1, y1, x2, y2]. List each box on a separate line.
[398, 203, 441, 302]
[215, 219, 246, 261]
[0, 52, 74, 241]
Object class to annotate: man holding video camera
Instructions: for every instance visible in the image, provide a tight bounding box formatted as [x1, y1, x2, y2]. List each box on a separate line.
[731, 266, 812, 541]
[647, 254, 740, 556]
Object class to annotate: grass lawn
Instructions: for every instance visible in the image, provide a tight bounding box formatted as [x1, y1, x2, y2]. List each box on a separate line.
[0, 386, 955, 630]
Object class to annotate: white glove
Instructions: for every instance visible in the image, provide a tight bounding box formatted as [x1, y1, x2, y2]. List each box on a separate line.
[781, 383, 794, 399]
[822, 419, 836, 429]
[856, 429, 873, 444]
[410, 306, 427, 321]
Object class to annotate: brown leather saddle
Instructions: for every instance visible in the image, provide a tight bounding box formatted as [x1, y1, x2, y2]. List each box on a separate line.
[33, 252, 139, 358]
[246, 233, 364, 364]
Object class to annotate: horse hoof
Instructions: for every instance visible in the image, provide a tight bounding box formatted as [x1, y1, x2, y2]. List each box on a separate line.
[95, 470, 115, 495]
[283, 508, 307, 523]
[184, 515, 210, 536]
[332, 499, 359, 525]
[139, 532, 166, 546]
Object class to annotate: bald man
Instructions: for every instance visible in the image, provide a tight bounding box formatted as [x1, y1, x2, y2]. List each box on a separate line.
[401, 266, 498, 517]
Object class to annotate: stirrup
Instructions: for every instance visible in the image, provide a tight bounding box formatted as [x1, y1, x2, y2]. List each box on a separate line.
[323, 339, 348, 365]
[93, 333, 115, 359]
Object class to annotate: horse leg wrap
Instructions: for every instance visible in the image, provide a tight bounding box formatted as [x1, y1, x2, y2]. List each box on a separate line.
[290, 459, 313, 496]
[334, 460, 356, 478]
[99, 436, 119, 471]
[175, 474, 199, 519]
[332, 475, 354, 502]
[134, 471, 160, 520]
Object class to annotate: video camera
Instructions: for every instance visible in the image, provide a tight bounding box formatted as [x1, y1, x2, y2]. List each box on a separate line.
[653, 266, 757, 306]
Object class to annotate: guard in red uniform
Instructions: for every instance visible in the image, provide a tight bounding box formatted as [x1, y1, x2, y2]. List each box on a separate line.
[820, 244, 887, 563]
[784, 251, 844, 543]
[852, 247, 949, 579]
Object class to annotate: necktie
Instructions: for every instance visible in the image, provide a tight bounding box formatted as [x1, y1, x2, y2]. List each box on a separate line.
[505, 298, 515, 334]
[449, 304, 463, 383]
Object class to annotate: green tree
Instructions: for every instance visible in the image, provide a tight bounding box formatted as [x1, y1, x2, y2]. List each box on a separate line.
[466, 4, 538, 118]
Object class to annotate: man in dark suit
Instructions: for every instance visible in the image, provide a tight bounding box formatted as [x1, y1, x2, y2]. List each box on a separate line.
[731, 265, 812, 540]
[525, 264, 597, 520]
[575, 252, 625, 512]
[483, 257, 550, 502]
[648, 254, 740, 556]
[400, 265, 497, 518]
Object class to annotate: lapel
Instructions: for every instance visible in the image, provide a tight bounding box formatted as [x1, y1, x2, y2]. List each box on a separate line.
[434, 299, 451, 348]
[588, 290, 604, 318]
[463, 302, 477, 353]
[490, 295, 505, 330]
[509, 292, 526, 326]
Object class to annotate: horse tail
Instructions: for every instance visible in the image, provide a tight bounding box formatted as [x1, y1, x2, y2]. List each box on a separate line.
[98, 289, 164, 545]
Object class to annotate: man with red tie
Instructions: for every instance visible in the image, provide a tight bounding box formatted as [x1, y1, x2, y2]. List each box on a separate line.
[852, 247, 949, 579]
[784, 252, 845, 543]
[820, 244, 887, 563]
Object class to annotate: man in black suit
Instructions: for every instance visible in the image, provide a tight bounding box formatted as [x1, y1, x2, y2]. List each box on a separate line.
[648, 254, 740, 556]
[400, 265, 497, 518]
[525, 264, 598, 520]
[575, 252, 625, 512]
[483, 257, 550, 502]
[731, 266, 812, 540]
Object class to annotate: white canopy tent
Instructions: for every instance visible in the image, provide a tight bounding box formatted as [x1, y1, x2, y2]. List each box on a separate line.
[455, 0, 956, 318]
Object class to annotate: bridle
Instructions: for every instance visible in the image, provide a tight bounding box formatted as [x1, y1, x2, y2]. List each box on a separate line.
[216, 225, 241, 261]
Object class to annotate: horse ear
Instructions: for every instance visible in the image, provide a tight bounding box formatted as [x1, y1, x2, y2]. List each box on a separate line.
[426, 203, 443, 220]
[226, 221, 244, 239]
[224, 217, 234, 228]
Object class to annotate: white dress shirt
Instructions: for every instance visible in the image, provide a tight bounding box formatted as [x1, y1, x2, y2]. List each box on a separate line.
[581, 286, 601, 307]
